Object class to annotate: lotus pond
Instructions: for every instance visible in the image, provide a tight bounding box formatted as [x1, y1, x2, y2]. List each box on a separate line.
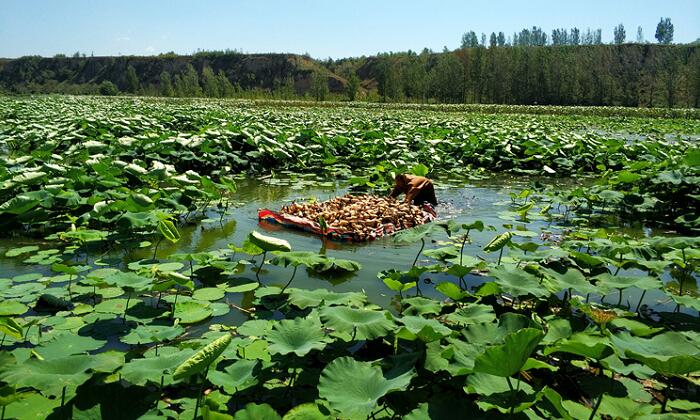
[0, 96, 698, 419]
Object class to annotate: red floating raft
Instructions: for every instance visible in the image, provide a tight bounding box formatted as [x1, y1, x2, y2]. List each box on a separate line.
[258, 202, 437, 242]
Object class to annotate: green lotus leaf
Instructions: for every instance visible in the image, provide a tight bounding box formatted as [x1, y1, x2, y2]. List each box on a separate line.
[3, 392, 61, 419]
[0, 352, 123, 397]
[158, 219, 181, 243]
[540, 267, 598, 295]
[267, 317, 331, 356]
[271, 251, 325, 268]
[247, 231, 291, 252]
[120, 324, 185, 345]
[207, 359, 259, 395]
[435, 281, 469, 300]
[174, 300, 213, 324]
[120, 348, 195, 386]
[490, 265, 548, 298]
[483, 231, 512, 253]
[0, 317, 23, 339]
[233, 403, 281, 420]
[445, 303, 496, 326]
[544, 332, 613, 360]
[35, 333, 106, 360]
[5, 246, 39, 257]
[103, 271, 153, 292]
[287, 288, 366, 309]
[94, 298, 131, 314]
[318, 357, 415, 418]
[396, 316, 453, 342]
[320, 306, 395, 340]
[402, 296, 442, 316]
[473, 328, 544, 377]
[593, 273, 662, 293]
[282, 403, 330, 420]
[173, 333, 232, 380]
[192, 287, 226, 301]
[610, 332, 700, 376]
[0, 300, 28, 316]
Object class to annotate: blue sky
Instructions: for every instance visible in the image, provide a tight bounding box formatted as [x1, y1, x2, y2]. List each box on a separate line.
[1, 0, 698, 58]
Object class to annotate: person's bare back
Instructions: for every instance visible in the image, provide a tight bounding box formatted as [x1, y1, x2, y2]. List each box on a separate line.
[389, 174, 437, 206]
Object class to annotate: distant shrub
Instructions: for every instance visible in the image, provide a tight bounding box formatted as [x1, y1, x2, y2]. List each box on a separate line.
[98, 80, 119, 96]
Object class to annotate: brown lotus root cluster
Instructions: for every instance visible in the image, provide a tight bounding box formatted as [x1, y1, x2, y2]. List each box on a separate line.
[281, 194, 427, 239]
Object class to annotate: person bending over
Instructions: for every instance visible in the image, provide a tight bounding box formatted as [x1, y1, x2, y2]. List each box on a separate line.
[389, 174, 437, 206]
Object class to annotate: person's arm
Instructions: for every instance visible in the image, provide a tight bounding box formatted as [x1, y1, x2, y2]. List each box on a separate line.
[389, 175, 406, 198]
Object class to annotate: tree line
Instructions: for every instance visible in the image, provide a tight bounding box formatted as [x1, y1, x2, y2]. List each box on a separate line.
[0, 19, 698, 108]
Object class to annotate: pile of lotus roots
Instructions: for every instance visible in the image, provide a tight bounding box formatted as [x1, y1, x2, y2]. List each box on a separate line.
[280, 194, 428, 241]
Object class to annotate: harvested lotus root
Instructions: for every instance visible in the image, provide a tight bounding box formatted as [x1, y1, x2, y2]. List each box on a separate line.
[280, 194, 428, 241]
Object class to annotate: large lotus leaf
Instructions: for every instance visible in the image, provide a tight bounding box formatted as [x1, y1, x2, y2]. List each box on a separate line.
[207, 359, 259, 395]
[489, 265, 548, 298]
[402, 296, 442, 316]
[462, 313, 531, 346]
[593, 273, 662, 293]
[424, 338, 481, 376]
[393, 223, 446, 243]
[286, 288, 366, 309]
[465, 372, 535, 396]
[610, 332, 700, 376]
[192, 287, 226, 301]
[94, 298, 131, 314]
[318, 357, 415, 419]
[544, 332, 613, 360]
[0, 300, 28, 316]
[669, 294, 700, 311]
[598, 395, 656, 418]
[396, 316, 453, 342]
[3, 392, 61, 419]
[0, 352, 123, 397]
[174, 300, 213, 324]
[540, 267, 598, 295]
[473, 328, 544, 377]
[120, 348, 195, 386]
[267, 317, 331, 356]
[320, 306, 395, 340]
[272, 251, 326, 268]
[120, 324, 185, 345]
[0, 194, 41, 215]
[103, 271, 153, 292]
[444, 303, 496, 326]
[233, 403, 281, 420]
[282, 403, 331, 420]
[35, 333, 106, 360]
[5, 245, 39, 257]
[313, 257, 362, 273]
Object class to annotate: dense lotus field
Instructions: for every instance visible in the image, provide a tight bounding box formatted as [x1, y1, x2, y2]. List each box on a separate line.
[0, 95, 698, 419]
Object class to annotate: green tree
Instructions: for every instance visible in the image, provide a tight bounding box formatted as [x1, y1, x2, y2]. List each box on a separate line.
[98, 80, 118, 96]
[201, 65, 220, 97]
[175, 64, 202, 97]
[614, 24, 626, 44]
[125, 65, 140, 94]
[159, 71, 174, 97]
[310, 71, 328, 101]
[636, 26, 645, 43]
[655, 17, 674, 44]
[216, 70, 235, 97]
[497, 32, 506, 47]
[461, 31, 479, 48]
[489, 32, 497, 48]
[346, 73, 360, 101]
